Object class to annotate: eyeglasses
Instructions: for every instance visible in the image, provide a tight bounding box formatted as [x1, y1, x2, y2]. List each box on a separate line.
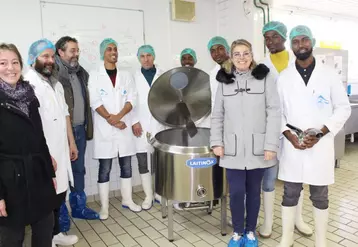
[232, 52, 251, 59]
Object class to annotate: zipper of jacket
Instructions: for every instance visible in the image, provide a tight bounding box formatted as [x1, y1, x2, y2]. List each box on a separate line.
[1, 102, 34, 127]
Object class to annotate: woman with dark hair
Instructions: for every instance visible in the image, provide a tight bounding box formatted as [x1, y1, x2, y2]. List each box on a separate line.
[0, 43, 57, 247]
[210, 39, 281, 247]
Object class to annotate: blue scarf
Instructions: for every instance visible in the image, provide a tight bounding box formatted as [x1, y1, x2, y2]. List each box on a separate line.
[141, 66, 156, 86]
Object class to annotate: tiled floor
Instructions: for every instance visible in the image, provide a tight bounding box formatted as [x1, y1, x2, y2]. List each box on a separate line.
[27, 142, 358, 246]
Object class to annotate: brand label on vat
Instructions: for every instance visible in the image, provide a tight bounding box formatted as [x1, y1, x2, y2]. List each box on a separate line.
[186, 157, 217, 168]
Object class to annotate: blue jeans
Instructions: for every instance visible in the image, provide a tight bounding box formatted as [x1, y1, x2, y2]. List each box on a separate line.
[262, 164, 278, 192]
[226, 168, 265, 234]
[71, 125, 86, 192]
[98, 156, 132, 183]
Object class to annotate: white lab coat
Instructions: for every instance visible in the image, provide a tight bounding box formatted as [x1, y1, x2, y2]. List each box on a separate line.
[201, 64, 221, 128]
[88, 65, 137, 159]
[277, 62, 351, 185]
[261, 51, 295, 78]
[132, 67, 164, 153]
[25, 69, 74, 194]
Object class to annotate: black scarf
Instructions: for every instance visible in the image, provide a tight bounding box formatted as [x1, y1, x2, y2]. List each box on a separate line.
[0, 79, 35, 116]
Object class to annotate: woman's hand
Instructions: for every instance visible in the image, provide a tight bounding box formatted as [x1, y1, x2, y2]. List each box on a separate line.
[0, 200, 8, 217]
[264, 150, 277, 161]
[53, 178, 57, 191]
[213, 146, 224, 157]
[51, 156, 57, 172]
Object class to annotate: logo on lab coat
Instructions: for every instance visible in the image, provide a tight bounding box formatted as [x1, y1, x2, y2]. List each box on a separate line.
[100, 89, 108, 96]
[317, 95, 329, 104]
[122, 89, 127, 95]
[186, 157, 217, 168]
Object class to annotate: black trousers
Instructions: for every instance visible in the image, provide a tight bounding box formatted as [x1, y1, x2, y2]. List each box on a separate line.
[0, 212, 54, 247]
[53, 191, 67, 236]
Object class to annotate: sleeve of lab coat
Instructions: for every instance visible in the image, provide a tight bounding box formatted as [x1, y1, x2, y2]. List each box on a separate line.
[88, 72, 103, 110]
[57, 83, 70, 117]
[264, 74, 281, 152]
[324, 72, 351, 136]
[125, 73, 140, 125]
[210, 83, 224, 148]
[277, 76, 290, 137]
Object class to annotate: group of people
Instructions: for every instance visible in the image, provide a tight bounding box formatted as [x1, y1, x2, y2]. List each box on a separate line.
[0, 20, 351, 247]
[210, 22, 351, 247]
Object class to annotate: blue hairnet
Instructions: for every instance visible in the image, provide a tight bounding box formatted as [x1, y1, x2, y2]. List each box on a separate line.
[27, 39, 56, 65]
[100, 38, 118, 60]
[262, 21, 287, 39]
[137, 45, 155, 60]
[207, 36, 230, 53]
[289, 25, 316, 47]
[180, 48, 197, 64]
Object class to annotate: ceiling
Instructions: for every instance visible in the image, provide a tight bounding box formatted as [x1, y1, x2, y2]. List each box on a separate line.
[272, 0, 358, 20]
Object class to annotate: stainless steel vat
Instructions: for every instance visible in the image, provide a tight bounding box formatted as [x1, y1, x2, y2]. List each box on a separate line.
[147, 67, 227, 241]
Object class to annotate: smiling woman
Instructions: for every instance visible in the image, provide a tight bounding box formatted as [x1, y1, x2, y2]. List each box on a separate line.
[211, 39, 281, 247]
[0, 43, 58, 247]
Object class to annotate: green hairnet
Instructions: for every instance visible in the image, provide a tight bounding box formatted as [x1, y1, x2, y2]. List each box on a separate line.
[137, 45, 155, 60]
[262, 21, 287, 39]
[100, 38, 118, 60]
[180, 48, 197, 64]
[207, 36, 230, 53]
[289, 25, 316, 47]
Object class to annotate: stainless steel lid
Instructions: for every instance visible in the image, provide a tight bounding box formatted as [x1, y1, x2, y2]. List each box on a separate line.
[148, 67, 211, 128]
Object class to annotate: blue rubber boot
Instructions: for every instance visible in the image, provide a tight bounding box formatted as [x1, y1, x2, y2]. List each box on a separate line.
[243, 231, 258, 247]
[59, 202, 71, 232]
[228, 233, 245, 247]
[69, 191, 100, 220]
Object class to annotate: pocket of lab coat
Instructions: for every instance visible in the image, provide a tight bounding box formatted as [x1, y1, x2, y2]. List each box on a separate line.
[252, 133, 265, 156]
[224, 133, 237, 156]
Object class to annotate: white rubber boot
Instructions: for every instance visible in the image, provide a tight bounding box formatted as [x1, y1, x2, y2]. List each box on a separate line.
[277, 206, 295, 247]
[98, 182, 109, 220]
[140, 173, 153, 210]
[154, 193, 161, 203]
[121, 178, 142, 212]
[53, 233, 78, 246]
[259, 190, 275, 238]
[295, 190, 313, 236]
[313, 207, 329, 247]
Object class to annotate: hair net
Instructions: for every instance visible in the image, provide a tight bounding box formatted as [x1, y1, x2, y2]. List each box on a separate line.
[180, 48, 197, 64]
[262, 21, 287, 39]
[289, 25, 316, 46]
[100, 38, 118, 60]
[207, 36, 230, 53]
[27, 39, 56, 65]
[137, 45, 155, 60]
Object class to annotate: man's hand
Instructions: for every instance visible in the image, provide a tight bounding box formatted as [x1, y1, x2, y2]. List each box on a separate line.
[107, 114, 122, 126]
[264, 150, 276, 161]
[0, 200, 7, 217]
[213, 146, 224, 157]
[132, 122, 143, 137]
[69, 142, 79, 161]
[115, 121, 127, 130]
[51, 156, 57, 172]
[284, 131, 306, 150]
[303, 133, 319, 149]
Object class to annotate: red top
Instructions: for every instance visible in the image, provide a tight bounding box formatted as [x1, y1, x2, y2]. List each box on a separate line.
[106, 68, 117, 87]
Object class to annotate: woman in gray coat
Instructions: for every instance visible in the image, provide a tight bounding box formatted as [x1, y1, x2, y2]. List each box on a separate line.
[210, 39, 281, 247]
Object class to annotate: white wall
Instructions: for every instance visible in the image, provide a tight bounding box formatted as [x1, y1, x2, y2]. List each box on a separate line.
[0, 0, 218, 72]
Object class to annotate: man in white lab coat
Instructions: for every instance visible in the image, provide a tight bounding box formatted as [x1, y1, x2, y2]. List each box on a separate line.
[131, 45, 163, 210]
[89, 38, 141, 219]
[259, 21, 312, 238]
[207, 36, 230, 109]
[25, 39, 79, 246]
[277, 26, 351, 247]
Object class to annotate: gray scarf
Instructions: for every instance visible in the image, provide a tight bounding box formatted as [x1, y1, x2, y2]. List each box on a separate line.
[55, 55, 80, 78]
[0, 79, 35, 116]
